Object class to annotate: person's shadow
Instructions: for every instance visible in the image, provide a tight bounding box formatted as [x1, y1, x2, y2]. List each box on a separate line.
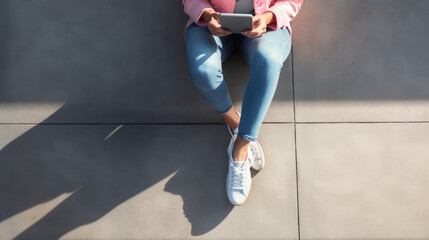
[0, 103, 240, 239]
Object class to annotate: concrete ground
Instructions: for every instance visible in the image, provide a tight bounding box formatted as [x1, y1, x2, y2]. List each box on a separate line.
[1, 0, 429, 239]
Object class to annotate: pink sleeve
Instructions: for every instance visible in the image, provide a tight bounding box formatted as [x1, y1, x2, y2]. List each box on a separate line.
[267, 0, 304, 30]
[182, 0, 215, 26]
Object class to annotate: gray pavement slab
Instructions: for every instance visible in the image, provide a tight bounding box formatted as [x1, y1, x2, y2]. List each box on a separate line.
[296, 123, 429, 239]
[292, 0, 429, 122]
[0, 123, 298, 239]
[0, 0, 293, 124]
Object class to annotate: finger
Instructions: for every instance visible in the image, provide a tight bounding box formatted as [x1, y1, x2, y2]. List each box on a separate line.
[215, 32, 230, 37]
[209, 22, 231, 36]
[252, 17, 260, 24]
[242, 31, 256, 38]
[212, 12, 221, 23]
[211, 20, 222, 28]
[216, 28, 231, 36]
[247, 29, 261, 37]
[242, 29, 256, 37]
[244, 29, 264, 38]
[216, 27, 230, 35]
[212, 15, 231, 34]
[254, 21, 266, 31]
[219, 31, 232, 36]
[248, 21, 264, 33]
[223, 29, 232, 35]
[251, 26, 266, 37]
[209, 22, 225, 34]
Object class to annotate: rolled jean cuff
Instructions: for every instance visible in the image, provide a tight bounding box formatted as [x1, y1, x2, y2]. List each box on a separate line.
[217, 104, 233, 114]
[237, 132, 257, 142]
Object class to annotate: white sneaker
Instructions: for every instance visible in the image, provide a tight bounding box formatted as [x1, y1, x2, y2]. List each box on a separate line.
[226, 110, 265, 171]
[249, 141, 265, 171]
[226, 134, 255, 205]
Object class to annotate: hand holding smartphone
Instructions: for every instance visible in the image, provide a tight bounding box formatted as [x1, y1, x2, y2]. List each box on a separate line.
[218, 13, 254, 33]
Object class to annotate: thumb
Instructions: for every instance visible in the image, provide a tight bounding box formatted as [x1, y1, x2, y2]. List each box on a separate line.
[211, 13, 222, 27]
[212, 12, 220, 21]
[211, 19, 222, 28]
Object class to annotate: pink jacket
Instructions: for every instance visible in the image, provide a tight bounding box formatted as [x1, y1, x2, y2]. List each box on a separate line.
[182, 0, 303, 36]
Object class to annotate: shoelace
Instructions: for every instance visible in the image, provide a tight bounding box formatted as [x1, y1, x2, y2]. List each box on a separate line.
[230, 162, 249, 190]
[228, 135, 254, 190]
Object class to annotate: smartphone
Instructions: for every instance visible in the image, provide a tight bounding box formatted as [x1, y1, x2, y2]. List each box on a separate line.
[218, 13, 254, 33]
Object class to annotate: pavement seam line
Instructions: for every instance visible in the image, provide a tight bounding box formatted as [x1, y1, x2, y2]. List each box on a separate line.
[291, 34, 301, 240]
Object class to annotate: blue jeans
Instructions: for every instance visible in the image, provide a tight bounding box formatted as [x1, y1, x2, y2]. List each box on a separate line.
[185, 22, 292, 142]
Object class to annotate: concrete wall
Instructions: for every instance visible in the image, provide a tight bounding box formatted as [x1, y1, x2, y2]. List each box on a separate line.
[0, 0, 293, 124]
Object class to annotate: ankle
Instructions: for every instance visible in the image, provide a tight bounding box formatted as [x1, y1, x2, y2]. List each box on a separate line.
[233, 148, 248, 162]
[222, 109, 240, 125]
[225, 119, 239, 133]
[235, 135, 250, 146]
[233, 137, 249, 162]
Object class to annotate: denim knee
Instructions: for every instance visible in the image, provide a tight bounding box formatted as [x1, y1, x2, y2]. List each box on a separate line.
[251, 50, 284, 74]
[188, 56, 232, 113]
[189, 57, 223, 92]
